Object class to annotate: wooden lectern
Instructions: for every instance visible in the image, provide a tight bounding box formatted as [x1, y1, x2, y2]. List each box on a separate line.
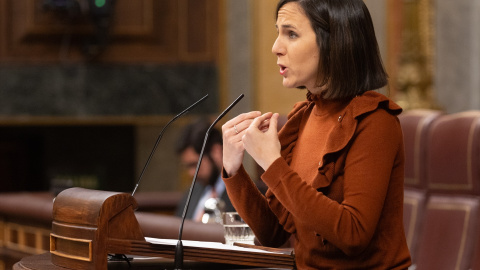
[46, 187, 295, 270]
[50, 187, 144, 269]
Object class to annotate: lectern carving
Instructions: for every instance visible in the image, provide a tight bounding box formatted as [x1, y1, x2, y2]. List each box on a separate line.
[50, 187, 144, 269]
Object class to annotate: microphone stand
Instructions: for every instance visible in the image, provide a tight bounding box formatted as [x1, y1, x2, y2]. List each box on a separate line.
[174, 94, 244, 269]
[131, 94, 209, 197]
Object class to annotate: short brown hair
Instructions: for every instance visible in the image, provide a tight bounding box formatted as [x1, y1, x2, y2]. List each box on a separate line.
[276, 0, 388, 100]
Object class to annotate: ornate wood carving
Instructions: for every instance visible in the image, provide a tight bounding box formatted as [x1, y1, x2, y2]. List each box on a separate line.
[0, 0, 219, 63]
[387, 0, 436, 110]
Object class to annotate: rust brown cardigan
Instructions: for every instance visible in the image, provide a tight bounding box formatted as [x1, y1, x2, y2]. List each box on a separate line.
[223, 91, 412, 269]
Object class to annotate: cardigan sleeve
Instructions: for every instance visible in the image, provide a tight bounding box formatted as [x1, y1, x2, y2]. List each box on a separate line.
[261, 109, 404, 256]
[222, 165, 291, 247]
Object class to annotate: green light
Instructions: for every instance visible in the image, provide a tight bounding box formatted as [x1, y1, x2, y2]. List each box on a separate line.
[95, 0, 106, 8]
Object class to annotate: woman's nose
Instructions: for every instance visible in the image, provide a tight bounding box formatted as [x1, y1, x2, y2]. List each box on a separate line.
[272, 37, 285, 56]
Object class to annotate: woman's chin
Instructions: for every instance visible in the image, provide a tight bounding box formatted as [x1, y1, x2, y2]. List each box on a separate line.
[282, 79, 297, 89]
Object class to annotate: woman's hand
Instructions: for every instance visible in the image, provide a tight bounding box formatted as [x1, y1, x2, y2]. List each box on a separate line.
[243, 112, 282, 171]
[222, 111, 262, 177]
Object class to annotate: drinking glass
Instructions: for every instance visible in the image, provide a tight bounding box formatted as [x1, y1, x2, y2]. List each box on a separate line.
[222, 212, 255, 245]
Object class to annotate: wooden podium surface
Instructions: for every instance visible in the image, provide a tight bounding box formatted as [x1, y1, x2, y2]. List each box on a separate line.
[14, 252, 288, 270]
[25, 188, 295, 270]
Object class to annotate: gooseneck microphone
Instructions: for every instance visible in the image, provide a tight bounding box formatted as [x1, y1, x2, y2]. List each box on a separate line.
[131, 94, 209, 197]
[174, 94, 244, 269]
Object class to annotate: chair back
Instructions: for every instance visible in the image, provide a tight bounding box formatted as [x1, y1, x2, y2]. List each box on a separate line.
[399, 109, 442, 189]
[425, 111, 480, 194]
[415, 195, 479, 270]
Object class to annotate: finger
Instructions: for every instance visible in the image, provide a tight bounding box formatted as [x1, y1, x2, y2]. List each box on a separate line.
[259, 122, 269, 133]
[223, 111, 261, 133]
[232, 111, 261, 126]
[232, 119, 254, 135]
[258, 118, 271, 132]
[223, 111, 256, 127]
[267, 113, 279, 133]
[250, 112, 273, 130]
[233, 123, 241, 135]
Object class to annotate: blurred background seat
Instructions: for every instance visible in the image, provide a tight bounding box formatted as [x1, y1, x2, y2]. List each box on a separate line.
[402, 187, 427, 264]
[399, 109, 442, 189]
[398, 109, 442, 263]
[412, 111, 480, 269]
[414, 195, 479, 270]
[425, 111, 480, 194]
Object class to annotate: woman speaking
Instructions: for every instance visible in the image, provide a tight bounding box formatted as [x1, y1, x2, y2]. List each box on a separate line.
[221, 0, 411, 269]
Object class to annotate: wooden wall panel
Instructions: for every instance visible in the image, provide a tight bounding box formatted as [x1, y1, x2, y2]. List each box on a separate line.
[178, 0, 218, 61]
[0, 0, 219, 63]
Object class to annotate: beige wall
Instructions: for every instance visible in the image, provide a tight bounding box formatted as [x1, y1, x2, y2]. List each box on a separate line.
[364, 0, 388, 64]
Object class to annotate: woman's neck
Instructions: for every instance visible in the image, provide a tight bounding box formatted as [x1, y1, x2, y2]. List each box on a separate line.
[310, 93, 349, 117]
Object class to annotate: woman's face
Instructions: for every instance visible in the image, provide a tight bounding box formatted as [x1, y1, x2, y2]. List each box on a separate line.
[272, 2, 320, 92]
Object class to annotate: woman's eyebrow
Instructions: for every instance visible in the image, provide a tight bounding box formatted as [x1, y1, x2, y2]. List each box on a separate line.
[276, 24, 297, 30]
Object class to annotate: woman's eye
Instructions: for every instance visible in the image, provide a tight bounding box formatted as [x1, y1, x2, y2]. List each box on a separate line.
[289, 31, 298, 39]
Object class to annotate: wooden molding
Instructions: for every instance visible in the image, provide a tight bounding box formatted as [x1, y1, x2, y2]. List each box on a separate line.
[0, 0, 219, 63]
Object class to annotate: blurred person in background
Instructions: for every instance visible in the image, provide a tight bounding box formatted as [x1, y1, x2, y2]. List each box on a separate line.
[175, 118, 235, 223]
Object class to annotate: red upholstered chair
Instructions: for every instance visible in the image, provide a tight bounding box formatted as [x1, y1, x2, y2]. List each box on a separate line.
[402, 188, 427, 264]
[425, 111, 480, 194]
[398, 109, 441, 263]
[413, 111, 480, 269]
[472, 210, 480, 270]
[470, 202, 480, 270]
[399, 109, 442, 189]
[414, 195, 480, 270]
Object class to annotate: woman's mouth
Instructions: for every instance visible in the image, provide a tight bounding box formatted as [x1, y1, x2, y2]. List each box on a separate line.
[279, 65, 287, 75]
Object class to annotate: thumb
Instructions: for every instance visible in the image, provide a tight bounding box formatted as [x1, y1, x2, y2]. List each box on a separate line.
[268, 113, 279, 133]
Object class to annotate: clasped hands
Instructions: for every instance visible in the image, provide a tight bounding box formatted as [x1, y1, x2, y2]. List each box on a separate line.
[222, 111, 282, 177]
